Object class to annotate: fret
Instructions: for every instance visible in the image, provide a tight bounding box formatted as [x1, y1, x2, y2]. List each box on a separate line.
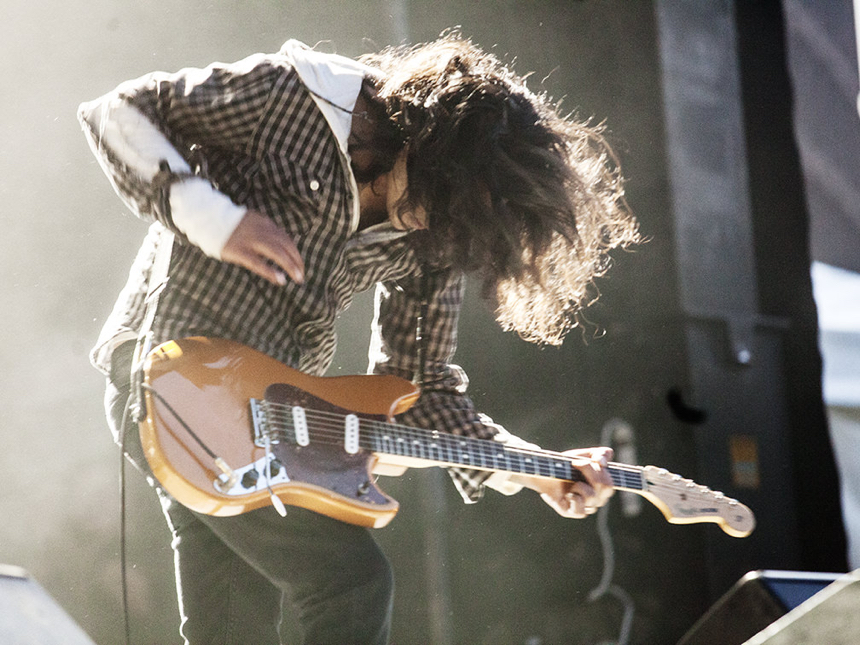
[474, 436, 491, 468]
[538, 456, 552, 477]
[372, 432, 392, 455]
[423, 431, 442, 463]
[409, 437, 424, 460]
[448, 435, 458, 465]
[550, 457, 571, 479]
[503, 448, 518, 474]
[456, 439, 472, 467]
[519, 451, 537, 476]
[535, 456, 553, 478]
[608, 465, 644, 491]
[473, 440, 490, 469]
[467, 440, 481, 468]
[492, 446, 510, 471]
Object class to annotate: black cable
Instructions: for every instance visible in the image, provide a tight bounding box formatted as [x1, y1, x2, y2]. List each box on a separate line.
[117, 394, 134, 645]
[140, 383, 219, 460]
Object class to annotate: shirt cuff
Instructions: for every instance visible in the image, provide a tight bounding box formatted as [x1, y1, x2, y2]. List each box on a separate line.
[484, 470, 527, 496]
[169, 177, 247, 258]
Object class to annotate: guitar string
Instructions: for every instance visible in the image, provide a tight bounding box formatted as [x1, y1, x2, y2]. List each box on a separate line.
[258, 402, 742, 529]
[260, 401, 646, 489]
[251, 406, 745, 535]
[264, 403, 647, 484]
[261, 400, 648, 472]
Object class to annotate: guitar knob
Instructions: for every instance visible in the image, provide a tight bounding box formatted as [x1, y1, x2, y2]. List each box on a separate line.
[269, 458, 284, 474]
[241, 469, 259, 489]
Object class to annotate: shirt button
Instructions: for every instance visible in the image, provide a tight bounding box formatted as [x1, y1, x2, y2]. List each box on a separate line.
[309, 179, 320, 191]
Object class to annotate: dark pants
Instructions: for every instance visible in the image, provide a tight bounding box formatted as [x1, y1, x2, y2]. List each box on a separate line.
[105, 343, 394, 645]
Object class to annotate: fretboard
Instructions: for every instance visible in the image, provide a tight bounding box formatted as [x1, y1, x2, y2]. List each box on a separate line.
[260, 399, 645, 491]
[358, 418, 645, 491]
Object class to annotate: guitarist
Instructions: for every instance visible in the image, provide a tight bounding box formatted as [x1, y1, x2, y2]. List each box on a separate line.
[80, 32, 640, 645]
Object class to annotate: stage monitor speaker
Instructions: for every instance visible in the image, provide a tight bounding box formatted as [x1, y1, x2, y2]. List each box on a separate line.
[677, 569, 843, 645]
[0, 564, 96, 645]
[744, 570, 860, 644]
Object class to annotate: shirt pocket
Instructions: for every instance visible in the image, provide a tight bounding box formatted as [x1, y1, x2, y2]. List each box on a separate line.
[252, 157, 323, 236]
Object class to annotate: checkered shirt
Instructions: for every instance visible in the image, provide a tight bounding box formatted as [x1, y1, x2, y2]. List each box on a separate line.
[79, 49, 501, 502]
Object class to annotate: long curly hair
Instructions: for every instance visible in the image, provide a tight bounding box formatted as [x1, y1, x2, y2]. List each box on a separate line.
[360, 32, 641, 345]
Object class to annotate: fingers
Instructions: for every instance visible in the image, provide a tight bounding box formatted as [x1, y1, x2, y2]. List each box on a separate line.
[544, 482, 604, 518]
[569, 447, 614, 501]
[253, 237, 305, 285]
[221, 210, 305, 285]
[535, 447, 616, 519]
[566, 490, 598, 518]
[542, 490, 587, 519]
[237, 251, 302, 286]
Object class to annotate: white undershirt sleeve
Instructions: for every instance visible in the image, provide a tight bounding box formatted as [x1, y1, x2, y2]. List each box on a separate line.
[83, 98, 246, 258]
[168, 178, 246, 258]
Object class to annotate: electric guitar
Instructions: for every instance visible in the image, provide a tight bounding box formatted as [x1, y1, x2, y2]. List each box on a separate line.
[138, 337, 755, 537]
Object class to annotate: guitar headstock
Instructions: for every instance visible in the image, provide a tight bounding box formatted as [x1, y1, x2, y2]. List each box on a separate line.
[639, 466, 755, 538]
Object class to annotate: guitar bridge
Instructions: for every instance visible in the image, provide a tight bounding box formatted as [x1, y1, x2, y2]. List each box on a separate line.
[251, 396, 309, 448]
[250, 398, 272, 448]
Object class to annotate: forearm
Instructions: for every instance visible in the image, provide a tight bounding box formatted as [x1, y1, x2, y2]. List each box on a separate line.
[78, 97, 245, 256]
[370, 270, 540, 500]
[78, 58, 279, 255]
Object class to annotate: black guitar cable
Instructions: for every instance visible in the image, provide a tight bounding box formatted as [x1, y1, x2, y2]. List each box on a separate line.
[139, 383, 238, 489]
[117, 393, 135, 645]
[116, 379, 236, 645]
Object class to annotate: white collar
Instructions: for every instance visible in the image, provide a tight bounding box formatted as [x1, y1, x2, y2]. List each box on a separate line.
[278, 40, 376, 154]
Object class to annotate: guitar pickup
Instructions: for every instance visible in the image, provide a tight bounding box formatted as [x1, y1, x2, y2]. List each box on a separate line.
[251, 397, 310, 448]
[344, 414, 359, 454]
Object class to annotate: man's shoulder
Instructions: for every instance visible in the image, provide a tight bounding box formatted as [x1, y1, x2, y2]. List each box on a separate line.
[212, 50, 296, 80]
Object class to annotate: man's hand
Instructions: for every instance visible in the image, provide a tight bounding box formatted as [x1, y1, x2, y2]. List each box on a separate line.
[220, 210, 305, 285]
[514, 447, 615, 518]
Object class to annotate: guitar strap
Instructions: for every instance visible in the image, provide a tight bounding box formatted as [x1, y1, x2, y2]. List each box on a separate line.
[127, 159, 204, 421]
[116, 168, 181, 639]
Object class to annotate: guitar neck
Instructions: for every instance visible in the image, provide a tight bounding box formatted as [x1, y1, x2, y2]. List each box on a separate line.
[360, 420, 755, 538]
[360, 419, 645, 491]
[257, 385, 755, 537]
